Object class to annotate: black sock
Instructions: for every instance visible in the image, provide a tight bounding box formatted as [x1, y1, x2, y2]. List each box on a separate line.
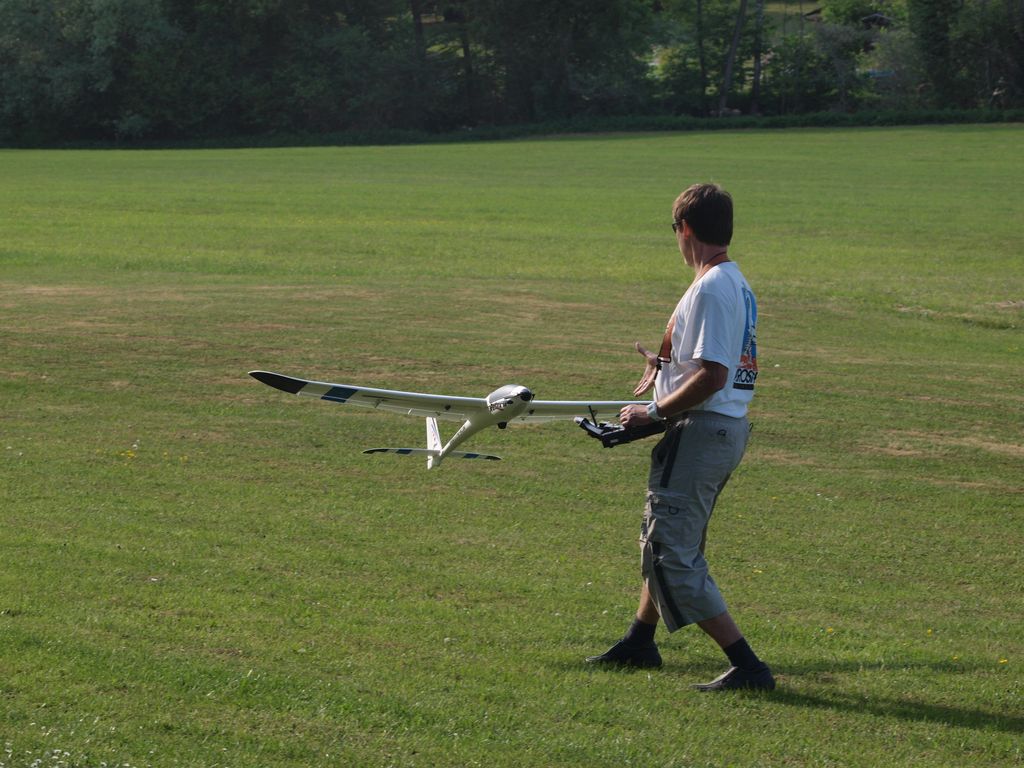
[723, 637, 764, 671]
[623, 617, 657, 645]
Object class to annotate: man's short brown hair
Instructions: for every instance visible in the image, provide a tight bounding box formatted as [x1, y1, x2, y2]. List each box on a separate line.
[672, 183, 733, 246]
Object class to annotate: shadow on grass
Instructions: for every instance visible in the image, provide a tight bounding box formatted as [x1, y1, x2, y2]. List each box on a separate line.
[769, 688, 1023, 735]
[569, 657, 1023, 735]
[768, 658, 1024, 734]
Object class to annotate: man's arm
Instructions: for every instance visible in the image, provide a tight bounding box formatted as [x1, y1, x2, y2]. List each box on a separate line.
[620, 358, 727, 428]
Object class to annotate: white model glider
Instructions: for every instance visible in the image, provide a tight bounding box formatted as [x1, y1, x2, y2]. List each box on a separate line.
[250, 370, 645, 469]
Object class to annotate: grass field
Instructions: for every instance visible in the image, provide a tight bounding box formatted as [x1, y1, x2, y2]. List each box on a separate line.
[1, 125, 1022, 767]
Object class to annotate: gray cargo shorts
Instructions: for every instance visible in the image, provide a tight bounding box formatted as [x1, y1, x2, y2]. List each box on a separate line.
[639, 410, 749, 632]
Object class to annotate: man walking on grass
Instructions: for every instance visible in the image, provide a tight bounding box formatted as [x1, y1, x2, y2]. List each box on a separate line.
[587, 183, 774, 691]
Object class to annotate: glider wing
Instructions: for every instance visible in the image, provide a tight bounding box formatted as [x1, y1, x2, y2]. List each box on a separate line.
[250, 371, 646, 425]
[512, 398, 646, 424]
[249, 371, 486, 422]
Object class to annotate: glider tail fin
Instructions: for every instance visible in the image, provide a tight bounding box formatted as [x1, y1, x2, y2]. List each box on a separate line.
[426, 417, 442, 469]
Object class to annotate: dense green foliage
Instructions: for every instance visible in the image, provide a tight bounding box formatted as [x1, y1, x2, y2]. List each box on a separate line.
[1, 128, 1022, 765]
[0, 0, 1022, 143]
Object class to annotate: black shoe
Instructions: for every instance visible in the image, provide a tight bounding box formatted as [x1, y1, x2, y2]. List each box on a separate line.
[586, 639, 663, 669]
[692, 665, 775, 691]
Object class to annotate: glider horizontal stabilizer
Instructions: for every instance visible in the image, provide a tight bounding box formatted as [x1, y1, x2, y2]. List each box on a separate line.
[362, 448, 501, 461]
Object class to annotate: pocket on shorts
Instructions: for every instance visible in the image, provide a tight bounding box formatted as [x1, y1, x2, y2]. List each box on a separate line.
[642, 491, 712, 555]
[688, 417, 748, 476]
[640, 493, 687, 545]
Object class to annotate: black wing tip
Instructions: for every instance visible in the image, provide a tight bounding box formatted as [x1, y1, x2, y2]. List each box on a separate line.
[249, 370, 305, 394]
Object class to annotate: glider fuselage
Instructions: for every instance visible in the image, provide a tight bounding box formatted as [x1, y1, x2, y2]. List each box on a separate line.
[433, 384, 534, 467]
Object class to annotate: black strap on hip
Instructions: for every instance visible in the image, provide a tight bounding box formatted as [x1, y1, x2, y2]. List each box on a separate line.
[657, 421, 685, 488]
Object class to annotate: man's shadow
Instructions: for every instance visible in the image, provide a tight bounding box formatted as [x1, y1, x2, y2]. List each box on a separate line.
[577, 656, 1023, 735]
[766, 658, 1023, 734]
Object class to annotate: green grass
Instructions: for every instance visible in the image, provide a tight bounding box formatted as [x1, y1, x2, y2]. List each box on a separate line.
[1, 125, 1022, 767]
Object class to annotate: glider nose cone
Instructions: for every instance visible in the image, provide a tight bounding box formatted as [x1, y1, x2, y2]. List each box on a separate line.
[486, 384, 533, 416]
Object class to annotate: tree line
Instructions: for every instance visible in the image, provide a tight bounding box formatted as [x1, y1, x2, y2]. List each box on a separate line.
[1, 0, 1021, 144]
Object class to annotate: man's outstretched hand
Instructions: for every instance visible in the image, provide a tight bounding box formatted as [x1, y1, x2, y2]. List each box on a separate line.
[633, 342, 661, 397]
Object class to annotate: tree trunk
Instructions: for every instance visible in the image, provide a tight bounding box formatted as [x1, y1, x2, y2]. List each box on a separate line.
[696, 0, 708, 115]
[410, 0, 426, 65]
[459, 22, 477, 123]
[751, 0, 764, 114]
[718, 0, 748, 115]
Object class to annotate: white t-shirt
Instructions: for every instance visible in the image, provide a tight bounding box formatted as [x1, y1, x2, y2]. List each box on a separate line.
[656, 261, 758, 418]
